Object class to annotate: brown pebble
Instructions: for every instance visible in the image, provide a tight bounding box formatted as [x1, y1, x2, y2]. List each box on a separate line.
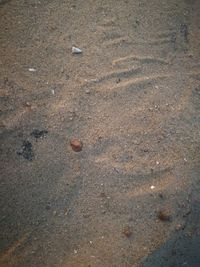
[123, 227, 132, 238]
[157, 209, 171, 221]
[70, 139, 83, 152]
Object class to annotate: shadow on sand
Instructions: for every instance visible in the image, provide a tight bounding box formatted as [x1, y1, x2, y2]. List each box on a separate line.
[140, 198, 200, 267]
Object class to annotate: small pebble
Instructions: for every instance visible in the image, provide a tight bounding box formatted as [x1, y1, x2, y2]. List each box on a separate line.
[70, 139, 83, 152]
[72, 46, 82, 54]
[123, 227, 132, 238]
[25, 102, 31, 107]
[175, 223, 184, 231]
[28, 68, 36, 72]
[157, 209, 171, 221]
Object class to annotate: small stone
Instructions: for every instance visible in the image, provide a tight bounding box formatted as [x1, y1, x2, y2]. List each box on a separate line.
[28, 68, 36, 72]
[123, 227, 132, 238]
[25, 102, 31, 107]
[72, 46, 82, 54]
[85, 89, 90, 94]
[157, 209, 171, 221]
[64, 210, 68, 216]
[133, 140, 140, 145]
[175, 223, 184, 231]
[70, 139, 83, 152]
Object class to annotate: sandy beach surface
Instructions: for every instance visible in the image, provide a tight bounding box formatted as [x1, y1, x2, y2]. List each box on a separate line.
[1, 0, 200, 266]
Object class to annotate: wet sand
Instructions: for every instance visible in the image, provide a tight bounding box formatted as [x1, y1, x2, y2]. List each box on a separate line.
[0, 0, 200, 266]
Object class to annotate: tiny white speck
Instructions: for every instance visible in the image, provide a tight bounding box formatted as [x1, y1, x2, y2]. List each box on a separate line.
[151, 185, 155, 190]
[74, 249, 78, 254]
[156, 161, 160, 165]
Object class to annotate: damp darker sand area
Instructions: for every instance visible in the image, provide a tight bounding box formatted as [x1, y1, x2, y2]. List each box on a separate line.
[0, 0, 200, 266]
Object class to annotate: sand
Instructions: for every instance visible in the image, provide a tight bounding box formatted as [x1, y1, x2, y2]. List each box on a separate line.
[0, 0, 200, 266]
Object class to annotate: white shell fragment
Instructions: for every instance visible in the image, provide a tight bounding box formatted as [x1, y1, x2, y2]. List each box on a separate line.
[72, 46, 82, 54]
[28, 68, 36, 72]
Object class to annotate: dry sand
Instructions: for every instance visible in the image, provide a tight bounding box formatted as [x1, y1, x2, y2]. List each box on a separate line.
[0, 0, 200, 266]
